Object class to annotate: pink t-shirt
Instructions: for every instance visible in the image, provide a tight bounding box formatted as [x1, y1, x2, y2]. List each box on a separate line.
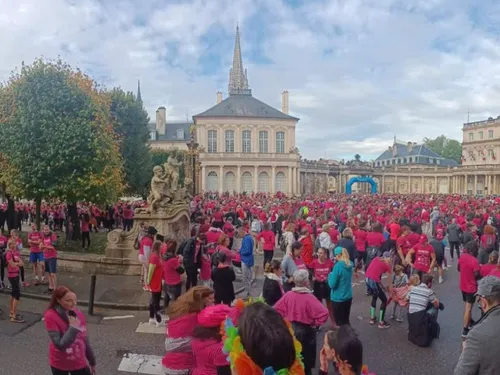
[81, 221, 89, 232]
[29, 232, 42, 253]
[43, 234, 57, 259]
[459, 253, 480, 294]
[191, 338, 228, 375]
[366, 257, 391, 282]
[294, 257, 307, 270]
[0, 235, 8, 248]
[310, 259, 334, 282]
[5, 250, 20, 278]
[489, 268, 500, 279]
[139, 236, 153, 257]
[353, 229, 367, 252]
[44, 308, 89, 372]
[413, 243, 434, 273]
[200, 254, 211, 281]
[163, 256, 182, 286]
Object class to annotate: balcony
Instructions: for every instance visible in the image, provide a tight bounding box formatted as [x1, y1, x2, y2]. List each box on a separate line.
[200, 152, 297, 160]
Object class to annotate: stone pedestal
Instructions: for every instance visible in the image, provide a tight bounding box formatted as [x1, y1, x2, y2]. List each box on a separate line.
[103, 202, 191, 275]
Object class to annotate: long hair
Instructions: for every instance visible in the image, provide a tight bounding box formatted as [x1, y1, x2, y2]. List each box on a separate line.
[167, 285, 213, 320]
[337, 248, 352, 267]
[47, 286, 73, 310]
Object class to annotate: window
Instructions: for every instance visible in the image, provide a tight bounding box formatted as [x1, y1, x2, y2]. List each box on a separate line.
[207, 171, 218, 191]
[224, 172, 235, 192]
[391, 159, 395, 165]
[241, 172, 252, 192]
[258, 172, 269, 192]
[397, 159, 401, 164]
[409, 157, 413, 163]
[489, 130, 494, 138]
[479, 131, 484, 140]
[469, 133, 474, 141]
[488, 149, 493, 157]
[259, 131, 268, 153]
[276, 131, 285, 153]
[176, 128, 185, 140]
[242, 130, 251, 153]
[275, 172, 286, 193]
[208, 130, 217, 153]
[149, 131, 157, 141]
[432, 158, 437, 164]
[225, 130, 235, 153]
[403, 158, 407, 163]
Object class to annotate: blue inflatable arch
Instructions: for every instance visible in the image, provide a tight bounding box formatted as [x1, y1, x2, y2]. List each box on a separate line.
[346, 176, 377, 194]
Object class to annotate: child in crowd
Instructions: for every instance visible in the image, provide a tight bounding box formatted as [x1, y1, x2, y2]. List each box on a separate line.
[199, 246, 212, 288]
[389, 265, 409, 322]
[480, 251, 498, 277]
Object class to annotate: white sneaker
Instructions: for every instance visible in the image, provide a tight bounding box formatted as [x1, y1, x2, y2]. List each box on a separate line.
[148, 318, 156, 325]
[439, 276, 443, 284]
[156, 320, 165, 327]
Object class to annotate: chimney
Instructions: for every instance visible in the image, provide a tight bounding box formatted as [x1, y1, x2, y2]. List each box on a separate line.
[216, 91, 223, 104]
[392, 144, 397, 157]
[407, 141, 413, 153]
[156, 106, 166, 135]
[281, 90, 289, 114]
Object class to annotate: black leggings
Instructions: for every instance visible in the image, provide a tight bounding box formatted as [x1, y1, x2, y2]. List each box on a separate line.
[149, 291, 162, 321]
[0, 252, 6, 283]
[51, 367, 91, 375]
[263, 250, 274, 268]
[82, 231, 90, 248]
[371, 282, 388, 321]
[332, 299, 352, 325]
[449, 242, 460, 259]
[185, 268, 198, 291]
[9, 276, 20, 300]
[19, 266, 25, 282]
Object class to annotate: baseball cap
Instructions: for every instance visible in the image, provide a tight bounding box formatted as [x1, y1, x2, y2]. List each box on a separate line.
[476, 276, 500, 298]
[382, 251, 392, 259]
[334, 246, 343, 256]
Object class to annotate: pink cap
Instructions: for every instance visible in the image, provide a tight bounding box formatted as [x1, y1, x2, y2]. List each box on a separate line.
[197, 304, 232, 327]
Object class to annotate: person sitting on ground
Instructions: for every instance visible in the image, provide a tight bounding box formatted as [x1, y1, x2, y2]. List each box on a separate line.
[319, 325, 375, 375]
[274, 269, 329, 375]
[407, 273, 442, 347]
[455, 276, 500, 375]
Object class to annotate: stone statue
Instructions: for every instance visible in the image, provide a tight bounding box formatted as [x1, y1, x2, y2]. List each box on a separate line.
[149, 165, 172, 212]
[164, 156, 182, 191]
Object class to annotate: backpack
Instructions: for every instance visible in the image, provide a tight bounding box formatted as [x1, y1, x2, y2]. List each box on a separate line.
[485, 234, 495, 253]
[280, 237, 288, 253]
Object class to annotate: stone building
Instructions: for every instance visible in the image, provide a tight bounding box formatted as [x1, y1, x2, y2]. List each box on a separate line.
[192, 27, 301, 194]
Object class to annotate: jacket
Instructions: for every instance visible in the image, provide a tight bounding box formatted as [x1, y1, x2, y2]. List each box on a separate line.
[338, 238, 357, 263]
[262, 274, 283, 306]
[455, 305, 500, 375]
[239, 234, 254, 267]
[328, 260, 353, 302]
[211, 266, 235, 303]
[447, 223, 461, 243]
[182, 238, 200, 270]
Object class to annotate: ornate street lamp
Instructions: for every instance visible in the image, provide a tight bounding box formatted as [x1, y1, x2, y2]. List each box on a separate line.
[186, 125, 199, 196]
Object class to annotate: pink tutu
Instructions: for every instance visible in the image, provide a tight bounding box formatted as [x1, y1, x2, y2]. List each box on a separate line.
[391, 286, 409, 307]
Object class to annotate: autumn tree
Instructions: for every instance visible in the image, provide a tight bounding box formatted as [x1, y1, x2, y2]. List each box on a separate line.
[109, 88, 152, 197]
[0, 58, 124, 230]
[423, 135, 462, 163]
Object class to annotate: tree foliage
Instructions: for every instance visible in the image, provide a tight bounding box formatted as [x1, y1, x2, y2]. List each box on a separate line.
[0, 58, 124, 212]
[109, 88, 151, 196]
[423, 135, 462, 163]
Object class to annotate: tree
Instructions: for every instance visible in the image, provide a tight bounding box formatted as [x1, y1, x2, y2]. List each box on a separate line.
[423, 135, 462, 163]
[109, 88, 152, 197]
[0, 58, 124, 229]
[150, 148, 186, 185]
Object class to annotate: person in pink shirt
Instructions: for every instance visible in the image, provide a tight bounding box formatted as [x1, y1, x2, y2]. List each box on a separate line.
[199, 246, 212, 288]
[191, 304, 232, 375]
[0, 231, 8, 289]
[310, 247, 334, 324]
[6, 240, 24, 323]
[29, 224, 45, 285]
[162, 239, 184, 307]
[366, 252, 393, 329]
[215, 234, 233, 266]
[41, 225, 58, 294]
[274, 269, 329, 375]
[353, 222, 367, 270]
[44, 286, 96, 375]
[10, 229, 28, 287]
[458, 241, 481, 338]
[256, 222, 276, 268]
[406, 234, 436, 279]
[139, 226, 156, 291]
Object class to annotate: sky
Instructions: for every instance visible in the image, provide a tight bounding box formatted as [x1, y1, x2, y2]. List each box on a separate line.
[2, 0, 500, 160]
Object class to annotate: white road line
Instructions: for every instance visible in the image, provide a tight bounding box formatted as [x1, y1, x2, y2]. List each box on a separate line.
[102, 315, 135, 320]
[117, 353, 163, 374]
[135, 322, 166, 334]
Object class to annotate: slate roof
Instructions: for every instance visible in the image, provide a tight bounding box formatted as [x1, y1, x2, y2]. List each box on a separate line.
[193, 92, 299, 121]
[148, 122, 192, 142]
[375, 142, 458, 166]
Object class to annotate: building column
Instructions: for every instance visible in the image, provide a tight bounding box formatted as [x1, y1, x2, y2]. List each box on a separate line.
[381, 175, 385, 193]
[219, 165, 224, 193]
[421, 176, 424, 193]
[474, 175, 478, 195]
[447, 176, 450, 194]
[271, 166, 276, 194]
[236, 165, 241, 193]
[201, 166, 206, 192]
[407, 176, 411, 193]
[254, 166, 258, 193]
[395, 176, 398, 193]
[493, 175, 497, 195]
[288, 166, 293, 194]
[292, 168, 296, 195]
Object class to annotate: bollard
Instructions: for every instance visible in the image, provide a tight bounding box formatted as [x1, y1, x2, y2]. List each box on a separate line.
[88, 274, 97, 316]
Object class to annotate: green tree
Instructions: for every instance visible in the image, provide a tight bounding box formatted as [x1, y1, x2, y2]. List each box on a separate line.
[150, 148, 186, 185]
[423, 135, 462, 163]
[109, 88, 152, 197]
[0, 58, 124, 229]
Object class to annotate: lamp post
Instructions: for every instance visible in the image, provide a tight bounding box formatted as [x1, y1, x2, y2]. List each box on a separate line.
[186, 127, 199, 196]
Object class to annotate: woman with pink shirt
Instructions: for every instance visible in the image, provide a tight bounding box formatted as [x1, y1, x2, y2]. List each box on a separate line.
[41, 225, 58, 294]
[274, 269, 329, 375]
[139, 226, 157, 291]
[162, 286, 214, 375]
[6, 240, 24, 323]
[215, 234, 233, 266]
[44, 286, 96, 375]
[257, 222, 276, 268]
[191, 304, 232, 375]
[162, 239, 184, 308]
[10, 230, 28, 287]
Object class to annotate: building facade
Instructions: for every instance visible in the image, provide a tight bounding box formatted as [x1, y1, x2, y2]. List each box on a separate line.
[193, 27, 300, 194]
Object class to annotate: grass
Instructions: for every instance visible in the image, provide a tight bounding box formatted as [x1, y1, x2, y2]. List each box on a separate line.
[18, 231, 108, 255]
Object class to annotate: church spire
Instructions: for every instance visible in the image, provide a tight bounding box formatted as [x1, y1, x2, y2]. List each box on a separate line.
[137, 80, 142, 103]
[228, 26, 250, 95]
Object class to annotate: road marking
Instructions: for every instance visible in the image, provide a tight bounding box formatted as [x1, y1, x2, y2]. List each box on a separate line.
[102, 315, 135, 320]
[117, 353, 163, 374]
[135, 322, 166, 334]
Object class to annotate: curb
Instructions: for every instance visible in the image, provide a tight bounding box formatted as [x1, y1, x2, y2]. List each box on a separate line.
[2, 286, 248, 311]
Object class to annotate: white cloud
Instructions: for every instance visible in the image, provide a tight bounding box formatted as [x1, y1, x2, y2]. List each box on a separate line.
[1, 0, 500, 160]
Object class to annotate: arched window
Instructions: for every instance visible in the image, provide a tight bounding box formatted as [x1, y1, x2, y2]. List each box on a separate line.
[224, 172, 235, 193]
[241, 172, 252, 193]
[259, 131, 268, 153]
[207, 171, 218, 191]
[242, 130, 251, 153]
[258, 172, 269, 192]
[276, 131, 285, 153]
[275, 172, 286, 193]
[225, 130, 235, 153]
[176, 128, 185, 140]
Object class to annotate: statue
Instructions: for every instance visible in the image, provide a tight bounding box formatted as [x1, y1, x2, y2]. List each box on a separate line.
[149, 165, 172, 212]
[164, 156, 182, 191]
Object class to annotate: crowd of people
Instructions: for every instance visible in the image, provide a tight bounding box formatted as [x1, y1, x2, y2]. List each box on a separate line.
[6, 191, 500, 374]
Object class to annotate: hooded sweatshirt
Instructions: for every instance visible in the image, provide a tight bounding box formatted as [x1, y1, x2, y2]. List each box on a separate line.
[328, 260, 353, 302]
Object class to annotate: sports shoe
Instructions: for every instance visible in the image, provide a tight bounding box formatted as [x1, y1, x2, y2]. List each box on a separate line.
[389, 315, 395, 320]
[369, 318, 376, 325]
[378, 321, 391, 329]
[439, 276, 443, 284]
[395, 317, 404, 323]
[148, 318, 156, 325]
[22, 281, 29, 287]
[461, 327, 469, 338]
